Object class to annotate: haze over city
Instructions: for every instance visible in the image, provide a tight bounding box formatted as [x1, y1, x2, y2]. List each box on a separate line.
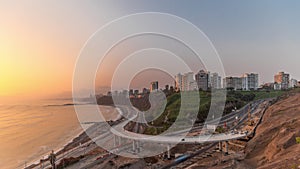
[1, 0, 300, 103]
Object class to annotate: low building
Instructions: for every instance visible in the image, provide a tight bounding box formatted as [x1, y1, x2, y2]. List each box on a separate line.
[223, 77, 243, 90]
[150, 81, 159, 92]
[129, 89, 134, 96]
[261, 82, 274, 90]
[143, 88, 150, 94]
[134, 89, 139, 96]
[274, 82, 281, 90]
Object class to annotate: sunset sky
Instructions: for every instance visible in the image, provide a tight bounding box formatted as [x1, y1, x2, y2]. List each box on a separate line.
[1, 0, 300, 103]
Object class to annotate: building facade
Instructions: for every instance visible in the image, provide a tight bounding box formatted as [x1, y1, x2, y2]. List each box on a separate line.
[174, 73, 183, 91]
[195, 70, 209, 91]
[182, 72, 195, 91]
[242, 73, 259, 91]
[175, 72, 197, 91]
[142, 88, 150, 94]
[274, 72, 290, 90]
[211, 72, 222, 89]
[223, 77, 243, 90]
[289, 79, 298, 88]
[150, 81, 159, 92]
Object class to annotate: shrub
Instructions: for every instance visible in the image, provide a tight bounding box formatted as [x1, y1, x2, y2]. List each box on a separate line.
[296, 137, 300, 144]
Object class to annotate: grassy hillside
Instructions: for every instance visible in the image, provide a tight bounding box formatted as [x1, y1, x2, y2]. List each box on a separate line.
[143, 90, 287, 135]
[239, 90, 286, 100]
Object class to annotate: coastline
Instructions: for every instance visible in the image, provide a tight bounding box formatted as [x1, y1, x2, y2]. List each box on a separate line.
[24, 124, 83, 169]
[26, 105, 121, 169]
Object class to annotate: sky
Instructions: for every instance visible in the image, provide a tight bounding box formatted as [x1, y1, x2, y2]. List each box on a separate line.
[1, 0, 300, 102]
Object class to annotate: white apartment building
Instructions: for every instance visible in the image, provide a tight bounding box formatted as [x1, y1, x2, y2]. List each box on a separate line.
[175, 72, 197, 91]
[242, 73, 259, 91]
[211, 73, 222, 89]
[274, 72, 290, 90]
[289, 78, 298, 88]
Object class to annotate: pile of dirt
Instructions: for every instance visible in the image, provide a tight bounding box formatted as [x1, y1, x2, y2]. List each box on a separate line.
[243, 93, 300, 169]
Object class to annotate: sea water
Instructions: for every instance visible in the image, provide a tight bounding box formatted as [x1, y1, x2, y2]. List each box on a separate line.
[0, 99, 119, 169]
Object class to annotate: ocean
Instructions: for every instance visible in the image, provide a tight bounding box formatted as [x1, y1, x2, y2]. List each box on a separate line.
[0, 99, 119, 169]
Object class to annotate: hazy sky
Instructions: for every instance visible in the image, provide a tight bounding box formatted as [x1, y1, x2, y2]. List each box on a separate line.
[1, 0, 300, 102]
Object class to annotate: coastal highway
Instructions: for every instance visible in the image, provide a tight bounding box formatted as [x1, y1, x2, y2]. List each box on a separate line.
[166, 100, 263, 136]
[110, 100, 268, 144]
[28, 99, 270, 168]
[159, 99, 271, 169]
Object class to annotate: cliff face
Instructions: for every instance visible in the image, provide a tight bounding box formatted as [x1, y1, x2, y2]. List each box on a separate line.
[244, 93, 300, 169]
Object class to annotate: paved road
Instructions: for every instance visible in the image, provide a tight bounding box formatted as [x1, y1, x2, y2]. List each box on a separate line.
[160, 99, 271, 169]
[30, 99, 270, 168]
[110, 100, 268, 144]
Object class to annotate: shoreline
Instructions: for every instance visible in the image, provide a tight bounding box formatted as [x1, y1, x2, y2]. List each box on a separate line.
[26, 105, 121, 169]
[25, 127, 83, 168]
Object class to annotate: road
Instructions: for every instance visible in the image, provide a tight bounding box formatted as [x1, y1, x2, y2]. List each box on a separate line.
[110, 100, 268, 144]
[160, 99, 271, 169]
[29, 99, 270, 168]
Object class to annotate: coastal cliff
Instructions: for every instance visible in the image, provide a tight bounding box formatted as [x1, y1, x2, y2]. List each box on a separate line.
[243, 92, 300, 169]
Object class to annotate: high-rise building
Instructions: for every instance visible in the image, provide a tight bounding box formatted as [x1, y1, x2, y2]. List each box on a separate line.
[211, 73, 222, 89]
[223, 77, 242, 90]
[174, 73, 183, 91]
[150, 81, 159, 92]
[175, 72, 197, 91]
[242, 73, 259, 91]
[274, 72, 290, 90]
[289, 79, 298, 88]
[195, 70, 209, 91]
[207, 71, 211, 89]
[182, 72, 195, 91]
[189, 81, 198, 91]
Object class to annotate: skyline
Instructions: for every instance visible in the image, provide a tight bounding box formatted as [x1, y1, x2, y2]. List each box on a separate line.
[1, 1, 300, 103]
[103, 70, 296, 93]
